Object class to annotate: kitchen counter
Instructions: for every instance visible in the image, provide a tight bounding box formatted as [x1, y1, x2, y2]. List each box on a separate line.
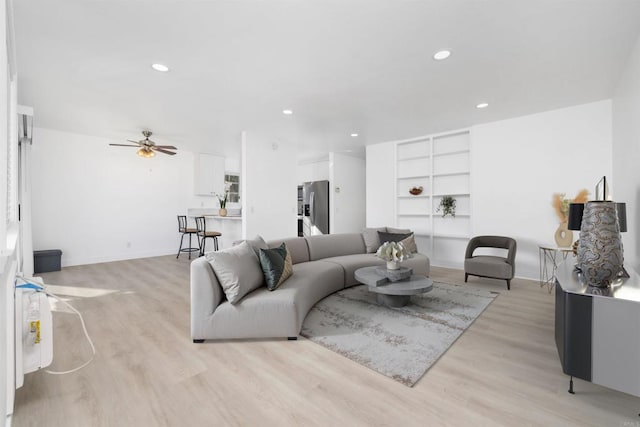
[202, 215, 242, 220]
[186, 208, 243, 249]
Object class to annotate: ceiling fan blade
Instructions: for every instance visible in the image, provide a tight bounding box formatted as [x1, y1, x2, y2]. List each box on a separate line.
[153, 147, 177, 155]
[153, 145, 177, 149]
[110, 144, 139, 147]
[126, 139, 143, 145]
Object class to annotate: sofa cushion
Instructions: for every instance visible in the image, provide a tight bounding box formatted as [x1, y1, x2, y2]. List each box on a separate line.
[465, 256, 513, 279]
[387, 227, 412, 234]
[206, 241, 264, 304]
[399, 253, 431, 277]
[267, 237, 310, 264]
[321, 254, 386, 287]
[362, 227, 387, 253]
[400, 233, 418, 253]
[377, 231, 412, 244]
[207, 260, 344, 339]
[237, 235, 268, 257]
[306, 233, 366, 261]
[259, 243, 293, 291]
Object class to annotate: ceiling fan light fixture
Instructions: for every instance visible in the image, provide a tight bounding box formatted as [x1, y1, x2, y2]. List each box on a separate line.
[137, 147, 155, 158]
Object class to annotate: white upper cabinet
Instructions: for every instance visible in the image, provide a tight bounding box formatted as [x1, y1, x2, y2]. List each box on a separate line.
[195, 153, 225, 197]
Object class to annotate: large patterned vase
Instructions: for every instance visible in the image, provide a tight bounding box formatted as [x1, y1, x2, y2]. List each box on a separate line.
[577, 201, 624, 288]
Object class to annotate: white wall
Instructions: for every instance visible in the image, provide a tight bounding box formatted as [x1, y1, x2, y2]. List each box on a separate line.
[329, 153, 366, 233]
[366, 100, 613, 279]
[613, 34, 640, 273]
[30, 127, 226, 266]
[471, 100, 612, 279]
[366, 142, 395, 227]
[296, 159, 329, 184]
[241, 131, 297, 240]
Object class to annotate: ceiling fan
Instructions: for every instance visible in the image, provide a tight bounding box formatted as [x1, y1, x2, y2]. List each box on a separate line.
[109, 130, 177, 157]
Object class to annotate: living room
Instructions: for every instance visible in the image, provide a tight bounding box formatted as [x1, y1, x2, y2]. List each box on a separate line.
[2, 1, 640, 426]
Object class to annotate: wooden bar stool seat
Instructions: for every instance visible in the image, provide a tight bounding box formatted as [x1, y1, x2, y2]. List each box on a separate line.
[195, 216, 222, 256]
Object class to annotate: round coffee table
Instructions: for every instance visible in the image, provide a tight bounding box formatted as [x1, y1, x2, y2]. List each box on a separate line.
[354, 266, 433, 307]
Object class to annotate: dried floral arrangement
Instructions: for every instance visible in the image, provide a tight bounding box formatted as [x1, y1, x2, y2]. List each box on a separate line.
[552, 189, 589, 222]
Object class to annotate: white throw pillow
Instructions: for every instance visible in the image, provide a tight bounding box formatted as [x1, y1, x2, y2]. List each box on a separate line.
[207, 241, 265, 304]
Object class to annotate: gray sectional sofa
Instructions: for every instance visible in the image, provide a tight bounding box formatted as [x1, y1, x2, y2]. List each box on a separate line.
[190, 231, 430, 341]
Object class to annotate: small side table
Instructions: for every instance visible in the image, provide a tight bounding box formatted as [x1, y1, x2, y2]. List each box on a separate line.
[538, 245, 574, 293]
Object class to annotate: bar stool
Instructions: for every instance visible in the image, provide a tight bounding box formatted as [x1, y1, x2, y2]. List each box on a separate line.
[195, 216, 222, 256]
[177, 215, 200, 259]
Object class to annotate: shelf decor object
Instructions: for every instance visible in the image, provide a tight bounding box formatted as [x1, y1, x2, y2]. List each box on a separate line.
[567, 177, 626, 288]
[394, 130, 471, 263]
[216, 181, 232, 217]
[437, 195, 456, 217]
[409, 186, 423, 195]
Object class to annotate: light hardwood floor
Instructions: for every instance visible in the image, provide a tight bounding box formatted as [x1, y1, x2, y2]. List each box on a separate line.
[13, 256, 639, 426]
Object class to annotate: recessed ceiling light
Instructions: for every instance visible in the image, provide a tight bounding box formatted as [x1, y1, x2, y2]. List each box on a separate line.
[476, 102, 489, 109]
[433, 50, 451, 60]
[350, 133, 359, 137]
[282, 109, 293, 115]
[151, 63, 169, 72]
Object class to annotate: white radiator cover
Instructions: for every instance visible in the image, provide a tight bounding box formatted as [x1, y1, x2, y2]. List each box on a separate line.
[15, 287, 52, 388]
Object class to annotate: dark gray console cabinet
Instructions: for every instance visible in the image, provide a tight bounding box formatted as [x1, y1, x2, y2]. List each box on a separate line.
[554, 262, 640, 397]
[555, 285, 592, 382]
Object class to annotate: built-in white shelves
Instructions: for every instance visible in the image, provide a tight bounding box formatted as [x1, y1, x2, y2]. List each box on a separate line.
[395, 130, 471, 260]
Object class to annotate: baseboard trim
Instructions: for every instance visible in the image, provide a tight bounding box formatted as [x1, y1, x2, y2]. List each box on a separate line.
[62, 249, 177, 267]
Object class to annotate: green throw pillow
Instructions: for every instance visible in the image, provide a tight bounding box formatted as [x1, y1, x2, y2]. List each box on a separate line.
[258, 243, 293, 291]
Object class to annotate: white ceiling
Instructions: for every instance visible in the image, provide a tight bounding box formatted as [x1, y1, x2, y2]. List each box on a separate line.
[13, 0, 640, 161]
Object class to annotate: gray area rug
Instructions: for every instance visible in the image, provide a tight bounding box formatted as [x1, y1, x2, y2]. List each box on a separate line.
[300, 282, 497, 387]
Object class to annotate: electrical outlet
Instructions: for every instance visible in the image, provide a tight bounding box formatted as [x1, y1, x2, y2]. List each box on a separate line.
[126, 242, 131, 248]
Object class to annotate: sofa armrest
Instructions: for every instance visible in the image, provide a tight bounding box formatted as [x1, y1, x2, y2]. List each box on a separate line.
[190, 257, 224, 339]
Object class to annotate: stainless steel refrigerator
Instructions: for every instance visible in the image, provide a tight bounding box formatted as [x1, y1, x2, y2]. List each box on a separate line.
[302, 180, 330, 236]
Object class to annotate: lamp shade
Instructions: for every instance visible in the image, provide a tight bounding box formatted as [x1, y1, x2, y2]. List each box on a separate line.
[616, 202, 627, 233]
[567, 203, 584, 231]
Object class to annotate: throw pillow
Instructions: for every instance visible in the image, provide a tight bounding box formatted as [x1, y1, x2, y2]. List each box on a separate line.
[207, 241, 265, 304]
[258, 243, 293, 291]
[362, 227, 387, 253]
[400, 233, 418, 253]
[377, 231, 412, 245]
[387, 227, 412, 234]
[232, 235, 268, 257]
